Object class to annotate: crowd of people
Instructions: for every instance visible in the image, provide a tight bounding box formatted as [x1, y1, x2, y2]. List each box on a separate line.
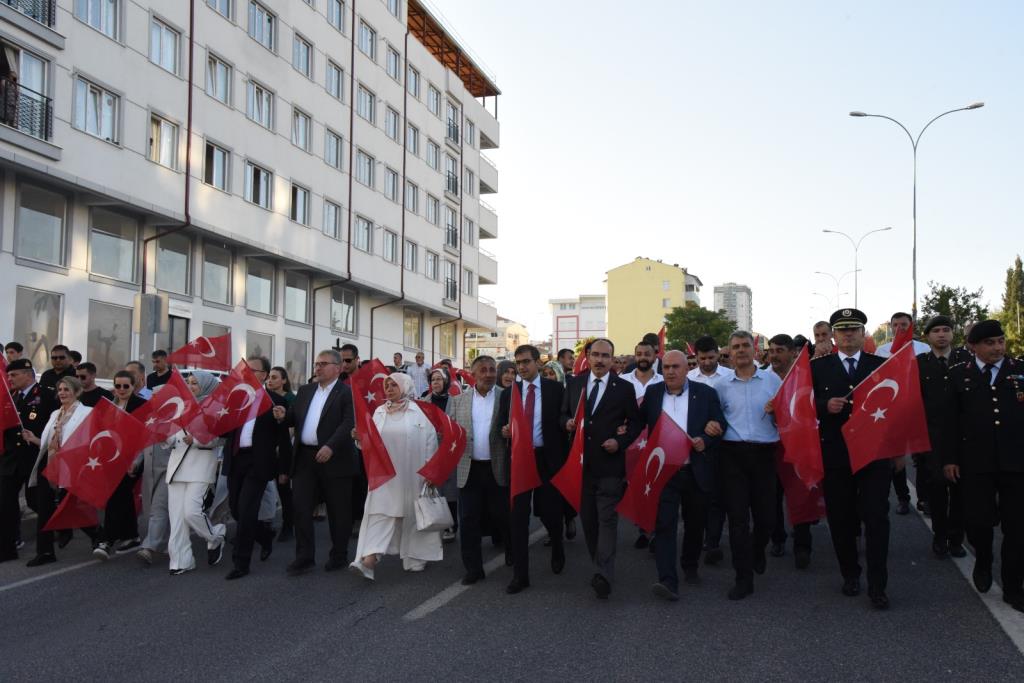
[0, 308, 1021, 614]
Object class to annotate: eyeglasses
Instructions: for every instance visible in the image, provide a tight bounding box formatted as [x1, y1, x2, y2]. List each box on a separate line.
[314, 361, 338, 367]
[114, 383, 132, 389]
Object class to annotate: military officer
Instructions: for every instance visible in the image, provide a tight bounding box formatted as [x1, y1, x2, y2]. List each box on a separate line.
[1, 359, 58, 561]
[943, 320, 1024, 612]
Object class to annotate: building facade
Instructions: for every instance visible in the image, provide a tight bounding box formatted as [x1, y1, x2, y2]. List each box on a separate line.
[713, 282, 753, 332]
[549, 294, 605, 354]
[685, 272, 702, 306]
[606, 257, 689, 351]
[464, 315, 527, 364]
[0, 0, 499, 381]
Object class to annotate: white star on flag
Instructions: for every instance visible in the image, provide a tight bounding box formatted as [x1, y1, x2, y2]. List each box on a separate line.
[643, 483, 652, 496]
[86, 457, 101, 470]
[636, 439, 647, 450]
[218, 407, 229, 417]
[870, 407, 887, 422]
[146, 417, 156, 426]
[365, 391, 376, 403]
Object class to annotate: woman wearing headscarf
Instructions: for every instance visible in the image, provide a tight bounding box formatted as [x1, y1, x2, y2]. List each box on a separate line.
[541, 360, 566, 387]
[349, 373, 442, 580]
[496, 360, 516, 390]
[421, 367, 451, 411]
[165, 371, 226, 575]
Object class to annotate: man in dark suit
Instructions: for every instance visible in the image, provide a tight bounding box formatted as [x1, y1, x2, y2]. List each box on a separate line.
[811, 308, 892, 609]
[646, 350, 725, 601]
[498, 344, 567, 594]
[38, 345, 75, 395]
[1, 360, 58, 562]
[223, 356, 293, 580]
[273, 349, 356, 575]
[561, 338, 644, 598]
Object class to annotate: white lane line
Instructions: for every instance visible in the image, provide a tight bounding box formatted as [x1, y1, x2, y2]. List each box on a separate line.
[403, 527, 547, 622]
[906, 478, 1024, 654]
[0, 559, 101, 593]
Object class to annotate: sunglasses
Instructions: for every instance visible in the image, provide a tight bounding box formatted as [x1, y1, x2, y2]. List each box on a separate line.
[114, 383, 133, 389]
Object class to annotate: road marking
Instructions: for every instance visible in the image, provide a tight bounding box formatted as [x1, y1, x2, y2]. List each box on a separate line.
[906, 478, 1024, 654]
[403, 527, 547, 621]
[0, 559, 101, 594]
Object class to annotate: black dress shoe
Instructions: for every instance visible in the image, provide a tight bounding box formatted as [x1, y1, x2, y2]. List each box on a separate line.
[505, 578, 529, 594]
[869, 591, 890, 610]
[461, 571, 485, 586]
[896, 500, 910, 515]
[728, 581, 753, 601]
[260, 543, 273, 562]
[704, 547, 723, 565]
[973, 565, 993, 593]
[932, 539, 950, 559]
[591, 573, 611, 599]
[841, 578, 861, 597]
[634, 534, 649, 550]
[1003, 593, 1024, 613]
[226, 568, 249, 580]
[26, 554, 56, 567]
[794, 549, 811, 570]
[565, 518, 577, 540]
[324, 558, 347, 572]
[949, 543, 967, 558]
[276, 528, 294, 543]
[918, 501, 931, 517]
[286, 559, 315, 576]
[753, 551, 767, 575]
[551, 547, 565, 575]
[683, 569, 700, 585]
[57, 530, 72, 549]
[769, 542, 785, 558]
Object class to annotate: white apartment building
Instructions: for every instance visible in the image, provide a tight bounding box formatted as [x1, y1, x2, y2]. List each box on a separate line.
[0, 0, 500, 381]
[685, 272, 702, 306]
[549, 294, 605, 353]
[464, 314, 526, 363]
[713, 282, 752, 332]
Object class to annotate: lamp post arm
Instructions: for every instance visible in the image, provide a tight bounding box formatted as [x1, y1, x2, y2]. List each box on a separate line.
[916, 107, 975, 148]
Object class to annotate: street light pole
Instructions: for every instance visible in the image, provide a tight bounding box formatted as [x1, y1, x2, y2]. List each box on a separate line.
[814, 269, 860, 307]
[822, 228, 892, 307]
[849, 102, 984, 319]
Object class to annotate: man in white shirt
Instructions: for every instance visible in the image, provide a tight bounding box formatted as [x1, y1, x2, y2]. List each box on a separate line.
[406, 351, 430, 396]
[621, 340, 664, 401]
[688, 335, 735, 390]
[876, 312, 931, 358]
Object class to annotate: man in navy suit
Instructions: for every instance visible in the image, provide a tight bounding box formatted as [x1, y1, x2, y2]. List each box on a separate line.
[645, 350, 725, 601]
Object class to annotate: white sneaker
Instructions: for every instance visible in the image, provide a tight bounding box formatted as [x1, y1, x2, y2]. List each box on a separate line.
[348, 560, 375, 581]
[92, 543, 112, 561]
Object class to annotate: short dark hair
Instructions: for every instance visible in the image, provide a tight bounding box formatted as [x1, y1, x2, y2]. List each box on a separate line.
[641, 332, 660, 349]
[340, 343, 359, 357]
[590, 338, 615, 353]
[471, 355, 496, 368]
[52, 344, 69, 354]
[513, 344, 540, 361]
[812, 321, 830, 331]
[5, 341, 23, 353]
[769, 334, 795, 349]
[247, 355, 271, 373]
[151, 349, 168, 359]
[694, 336, 718, 353]
[126, 360, 146, 374]
[77, 362, 97, 375]
[69, 350, 82, 364]
[113, 370, 135, 383]
[270, 366, 292, 393]
[394, 351, 403, 359]
[890, 312, 913, 324]
[635, 341, 656, 353]
[557, 348, 574, 360]
[792, 334, 809, 349]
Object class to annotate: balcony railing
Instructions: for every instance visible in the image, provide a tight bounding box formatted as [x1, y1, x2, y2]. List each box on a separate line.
[444, 277, 458, 301]
[4, 0, 56, 26]
[479, 198, 497, 214]
[444, 226, 459, 249]
[1, 78, 53, 141]
[445, 171, 459, 195]
[446, 120, 460, 144]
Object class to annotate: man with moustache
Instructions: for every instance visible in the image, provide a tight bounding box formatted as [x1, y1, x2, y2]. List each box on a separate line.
[812, 321, 835, 359]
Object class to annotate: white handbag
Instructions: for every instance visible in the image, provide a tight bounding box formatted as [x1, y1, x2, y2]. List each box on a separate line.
[414, 482, 454, 532]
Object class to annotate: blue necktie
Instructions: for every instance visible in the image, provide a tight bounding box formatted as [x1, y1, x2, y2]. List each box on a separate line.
[845, 357, 856, 377]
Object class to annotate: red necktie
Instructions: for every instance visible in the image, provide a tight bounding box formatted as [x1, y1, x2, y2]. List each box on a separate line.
[525, 383, 536, 447]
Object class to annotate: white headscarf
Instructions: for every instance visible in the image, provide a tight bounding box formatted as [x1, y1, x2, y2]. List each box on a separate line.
[385, 372, 417, 413]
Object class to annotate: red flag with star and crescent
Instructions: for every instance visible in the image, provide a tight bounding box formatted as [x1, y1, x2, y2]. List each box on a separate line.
[772, 351, 824, 488]
[42, 399, 149, 509]
[42, 492, 99, 532]
[550, 392, 586, 511]
[350, 361, 396, 490]
[416, 400, 467, 487]
[167, 333, 232, 371]
[190, 359, 272, 440]
[573, 353, 590, 376]
[616, 411, 692, 533]
[350, 359, 391, 412]
[841, 343, 931, 473]
[0, 356, 23, 455]
[132, 369, 202, 447]
[508, 381, 542, 500]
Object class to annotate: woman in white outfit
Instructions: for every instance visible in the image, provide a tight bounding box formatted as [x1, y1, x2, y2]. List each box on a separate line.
[350, 373, 442, 580]
[166, 371, 226, 575]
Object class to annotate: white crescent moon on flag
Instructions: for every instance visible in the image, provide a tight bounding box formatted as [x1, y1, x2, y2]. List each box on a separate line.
[157, 396, 186, 423]
[371, 373, 390, 385]
[228, 383, 257, 412]
[195, 336, 217, 358]
[863, 379, 900, 410]
[645, 447, 666, 483]
[90, 429, 123, 463]
[788, 387, 815, 425]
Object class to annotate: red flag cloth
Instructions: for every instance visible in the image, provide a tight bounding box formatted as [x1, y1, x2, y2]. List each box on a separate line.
[167, 333, 232, 371]
[508, 381, 542, 499]
[863, 336, 877, 354]
[417, 401, 467, 486]
[551, 393, 586, 511]
[447, 381, 462, 397]
[42, 492, 99, 532]
[772, 352, 824, 488]
[841, 344, 931, 473]
[573, 353, 590, 375]
[351, 375, 396, 490]
[890, 325, 913, 353]
[350, 359, 391, 412]
[657, 326, 666, 359]
[42, 399, 149, 509]
[132, 369, 202, 447]
[191, 359, 272, 439]
[454, 368, 476, 387]
[616, 411, 692, 533]
[686, 342, 696, 356]
[0, 359, 22, 452]
[774, 446, 825, 525]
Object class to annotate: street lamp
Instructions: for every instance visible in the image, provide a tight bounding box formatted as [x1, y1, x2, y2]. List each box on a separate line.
[814, 269, 861, 307]
[812, 291, 849, 309]
[849, 102, 984, 319]
[821, 228, 892, 307]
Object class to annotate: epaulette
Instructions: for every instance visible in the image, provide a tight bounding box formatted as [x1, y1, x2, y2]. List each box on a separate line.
[949, 361, 969, 370]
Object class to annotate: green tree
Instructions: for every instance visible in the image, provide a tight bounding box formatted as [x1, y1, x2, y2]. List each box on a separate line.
[574, 336, 596, 356]
[664, 302, 737, 351]
[999, 255, 1023, 355]
[917, 280, 988, 347]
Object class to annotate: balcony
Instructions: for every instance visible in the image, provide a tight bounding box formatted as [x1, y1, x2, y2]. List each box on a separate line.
[445, 171, 459, 197]
[479, 153, 498, 194]
[478, 199, 498, 239]
[4, 0, 55, 27]
[445, 120, 460, 147]
[478, 247, 497, 285]
[1, 78, 53, 141]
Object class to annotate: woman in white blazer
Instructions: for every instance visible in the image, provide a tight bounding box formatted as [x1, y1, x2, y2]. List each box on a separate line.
[165, 371, 226, 575]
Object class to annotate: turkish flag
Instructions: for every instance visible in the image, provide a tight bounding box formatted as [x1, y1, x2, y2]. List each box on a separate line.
[550, 392, 585, 511]
[772, 352, 824, 487]
[573, 353, 590, 375]
[842, 344, 931, 473]
[167, 333, 232, 372]
[686, 342, 696, 356]
[657, 326, 666, 359]
[417, 400, 467, 486]
[455, 368, 476, 387]
[617, 411, 692, 533]
[0, 357, 22, 454]
[350, 359, 391, 412]
[775, 446, 825, 525]
[351, 374, 396, 490]
[447, 381, 462, 397]
[132, 369, 201, 446]
[191, 359, 271, 440]
[42, 492, 99, 532]
[42, 399, 149, 509]
[890, 325, 913, 354]
[508, 381, 542, 500]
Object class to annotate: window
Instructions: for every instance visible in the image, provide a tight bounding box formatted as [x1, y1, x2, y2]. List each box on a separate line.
[203, 243, 232, 304]
[156, 233, 191, 295]
[149, 115, 178, 168]
[662, 298, 671, 308]
[403, 241, 417, 272]
[463, 268, 474, 296]
[14, 287, 62, 370]
[444, 206, 458, 248]
[75, 0, 119, 39]
[387, 0, 400, 18]
[356, 85, 375, 123]
[426, 140, 440, 170]
[358, 20, 376, 60]
[290, 184, 310, 225]
[406, 123, 419, 155]
[385, 107, 400, 142]
[404, 181, 418, 213]
[204, 141, 229, 190]
[440, 323, 455, 357]
[90, 208, 137, 282]
[428, 85, 440, 117]
[662, 280, 670, 291]
[323, 200, 341, 239]
[407, 65, 419, 97]
[384, 168, 399, 202]
[443, 260, 458, 300]
[246, 331, 274, 360]
[73, 77, 119, 143]
[354, 216, 372, 252]
[150, 18, 179, 73]
[425, 251, 439, 280]
[446, 101, 460, 142]
[207, 0, 230, 19]
[285, 271, 309, 323]
[386, 46, 401, 81]
[325, 130, 343, 169]
[445, 155, 459, 194]
[246, 258, 274, 314]
[244, 161, 273, 208]
[466, 119, 476, 147]
[426, 195, 439, 226]
[403, 308, 422, 349]
[326, 61, 343, 99]
[355, 150, 374, 186]
[246, 80, 273, 129]
[87, 301, 132, 380]
[248, 2, 275, 50]
[328, 0, 345, 31]
[16, 184, 66, 266]
[293, 35, 313, 77]
[331, 285, 357, 334]
[464, 168, 475, 196]
[292, 108, 311, 150]
[382, 230, 398, 263]
[285, 339, 309, 387]
[206, 53, 231, 103]
[463, 217, 474, 245]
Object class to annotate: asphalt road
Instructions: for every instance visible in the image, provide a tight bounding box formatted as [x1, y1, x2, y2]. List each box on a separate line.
[2, 488, 1023, 682]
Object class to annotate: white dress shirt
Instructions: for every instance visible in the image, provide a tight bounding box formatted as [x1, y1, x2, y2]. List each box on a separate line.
[471, 386, 496, 460]
[239, 417, 256, 448]
[301, 379, 338, 446]
[976, 357, 1004, 385]
[687, 365, 734, 390]
[622, 369, 663, 401]
[585, 372, 609, 412]
[837, 350, 863, 377]
[522, 376, 543, 447]
[406, 362, 431, 396]
[662, 384, 690, 433]
[876, 339, 930, 358]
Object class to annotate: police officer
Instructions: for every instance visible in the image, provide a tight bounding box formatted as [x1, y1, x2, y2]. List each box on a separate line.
[943, 320, 1024, 612]
[1, 360, 58, 561]
[811, 308, 893, 609]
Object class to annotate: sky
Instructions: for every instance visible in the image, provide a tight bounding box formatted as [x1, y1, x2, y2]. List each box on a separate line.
[430, 0, 1022, 340]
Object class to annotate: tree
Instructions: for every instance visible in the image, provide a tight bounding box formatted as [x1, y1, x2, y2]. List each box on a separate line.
[872, 323, 889, 346]
[999, 255, 1023, 355]
[574, 336, 595, 356]
[916, 280, 988, 347]
[664, 302, 737, 351]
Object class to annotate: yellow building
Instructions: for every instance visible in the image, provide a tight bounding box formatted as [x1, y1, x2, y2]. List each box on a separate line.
[606, 257, 688, 352]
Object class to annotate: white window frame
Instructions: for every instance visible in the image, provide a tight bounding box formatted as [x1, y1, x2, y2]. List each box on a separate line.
[403, 240, 417, 272]
[206, 52, 232, 104]
[425, 251, 439, 281]
[406, 123, 419, 155]
[355, 149, 374, 187]
[324, 129, 343, 169]
[326, 61, 343, 100]
[291, 108, 311, 151]
[247, 1, 276, 51]
[323, 200, 342, 239]
[293, 34, 313, 78]
[328, 0, 345, 32]
[386, 46, 401, 81]
[407, 65, 419, 98]
[290, 183, 310, 225]
[426, 139, 439, 170]
[356, 85, 375, 123]
[354, 215, 372, 252]
[385, 107, 400, 142]
[404, 181, 418, 213]
[384, 167, 399, 203]
[382, 230, 398, 263]
[148, 114, 178, 169]
[203, 140, 229, 191]
[428, 85, 440, 117]
[207, 0, 231, 20]
[73, 76, 120, 144]
[149, 17, 179, 74]
[75, 0, 120, 40]
[463, 268, 474, 296]
[244, 160, 273, 209]
[426, 195, 439, 226]
[358, 20, 376, 60]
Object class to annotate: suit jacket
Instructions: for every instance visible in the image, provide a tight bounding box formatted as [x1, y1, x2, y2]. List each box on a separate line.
[914, 349, 970, 471]
[944, 356, 1024, 474]
[446, 386, 507, 488]
[561, 371, 644, 479]
[223, 391, 293, 482]
[284, 380, 356, 478]
[497, 377, 567, 480]
[811, 352, 885, 471]
[641, 381, 725, 494]
[1, 383, 58, 480]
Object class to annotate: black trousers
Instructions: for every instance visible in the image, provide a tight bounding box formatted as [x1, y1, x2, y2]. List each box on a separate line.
[511, 475, 563, 583]
[772, 477, 813, 551]
[0, 475, 21, 560]
[891, 466, 910, 502]
[823, 459, 891, 593]
[654, 467, 708, 593]
[228, 467, 273, 571]
[102, 475, 139, 543]
[704, 456, 726, 548]
[292, 447, 353, 564]
[961, 471, 1024, 598]
[914, 455, 931, 504]
[721, 442, 777, 583]
[276, 478, 294, 533]
[31, 477, 98, 555]
[458, 460, 509, 575]
[927, 468, 964, 546]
